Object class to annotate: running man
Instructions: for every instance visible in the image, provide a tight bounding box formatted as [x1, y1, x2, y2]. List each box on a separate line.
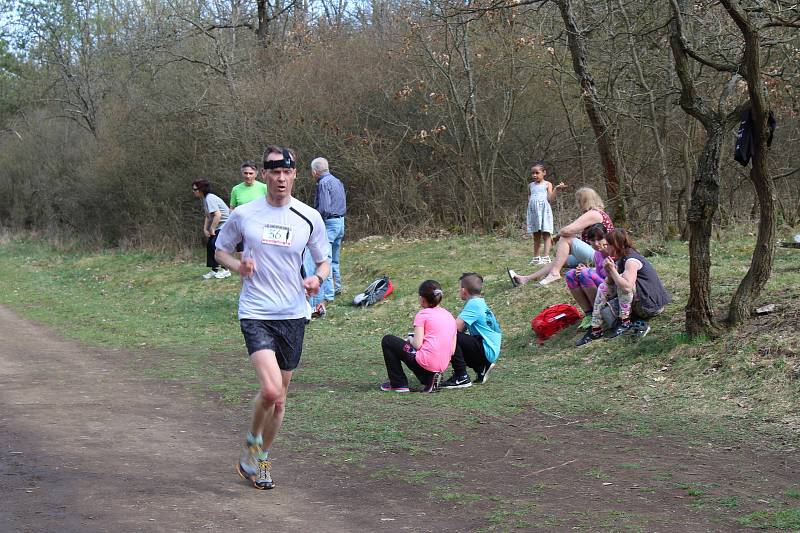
[215, 145, 330, 490]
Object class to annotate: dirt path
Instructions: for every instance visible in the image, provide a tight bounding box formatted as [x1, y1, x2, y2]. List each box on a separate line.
[0, 306, 453, 532]
[2, 304, 798, 532]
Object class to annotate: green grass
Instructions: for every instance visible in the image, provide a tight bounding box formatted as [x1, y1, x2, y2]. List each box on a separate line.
[0, 228, 799, 530]
[737, 507, 800, 529]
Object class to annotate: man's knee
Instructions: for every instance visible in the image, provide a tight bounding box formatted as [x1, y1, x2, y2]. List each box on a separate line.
[259, 384, 284, 407]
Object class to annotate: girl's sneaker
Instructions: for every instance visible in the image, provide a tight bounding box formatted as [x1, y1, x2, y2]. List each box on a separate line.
[576, 328, 603, 346]
[540, 256, 552, 264]
[421, 372, 442, 393]
[379, 381, 410, 392]
[528, 256, 541, 265]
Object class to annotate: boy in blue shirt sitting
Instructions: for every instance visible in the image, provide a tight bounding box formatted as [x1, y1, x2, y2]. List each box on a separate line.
[440, 272, 502, 388]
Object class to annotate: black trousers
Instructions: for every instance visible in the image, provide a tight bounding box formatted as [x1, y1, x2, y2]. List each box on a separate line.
[381, 335, 436, 388]
[206, 233, 220, 269]
[451, 331, 488, 376]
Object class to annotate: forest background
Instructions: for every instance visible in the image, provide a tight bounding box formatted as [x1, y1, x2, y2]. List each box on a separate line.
[0, 1, 797, 273]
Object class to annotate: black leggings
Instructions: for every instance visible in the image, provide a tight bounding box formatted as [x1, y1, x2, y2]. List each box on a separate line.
[381, 335, 436, 388]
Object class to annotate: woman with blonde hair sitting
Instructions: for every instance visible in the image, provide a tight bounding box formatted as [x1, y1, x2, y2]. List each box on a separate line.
[509, 187, 614, 287]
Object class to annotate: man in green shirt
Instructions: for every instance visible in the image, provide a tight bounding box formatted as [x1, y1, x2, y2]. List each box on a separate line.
[230, 161, 268, 210]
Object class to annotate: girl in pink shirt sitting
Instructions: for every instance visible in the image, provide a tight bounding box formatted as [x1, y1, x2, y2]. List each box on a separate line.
[380, 280, 457, 393]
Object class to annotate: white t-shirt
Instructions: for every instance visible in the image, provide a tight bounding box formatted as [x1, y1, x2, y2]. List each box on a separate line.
[215, 197, 330, 320]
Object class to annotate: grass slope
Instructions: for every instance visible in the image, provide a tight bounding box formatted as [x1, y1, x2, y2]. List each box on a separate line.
[1, 229, 798, 528]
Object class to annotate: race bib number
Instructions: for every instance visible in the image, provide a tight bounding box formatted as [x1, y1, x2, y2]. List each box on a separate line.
[261, 224, 293, 246]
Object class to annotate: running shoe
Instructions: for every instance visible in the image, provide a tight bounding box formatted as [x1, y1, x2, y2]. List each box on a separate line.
[379, 381, 410, 392]
[237, 443, 259, 481]
[252, 459, 275, 490]
[202, 270, 217, 279]
[475, 362, 496, 384]
[528, 256, 541, 265]
[440, 374, 472, 389]
[214, 269, 231, 279]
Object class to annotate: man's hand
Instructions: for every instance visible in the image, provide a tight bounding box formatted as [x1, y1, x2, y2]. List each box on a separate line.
[239, 257, 256, 278]
[303, 275, 321, 297]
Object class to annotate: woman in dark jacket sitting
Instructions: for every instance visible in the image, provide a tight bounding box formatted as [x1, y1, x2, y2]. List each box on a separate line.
[576, 228, 671, 346]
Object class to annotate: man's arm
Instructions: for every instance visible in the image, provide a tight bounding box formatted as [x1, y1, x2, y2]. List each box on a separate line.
[302, 259, 330, 296]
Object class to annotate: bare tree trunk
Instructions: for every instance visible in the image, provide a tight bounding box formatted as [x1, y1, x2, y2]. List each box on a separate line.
[722, 0, 776, 325]
[668, 0, 741, 337]
[257, 0, 268, 43]
[553, 0, 624, 224]
[685, 124, 724, 336]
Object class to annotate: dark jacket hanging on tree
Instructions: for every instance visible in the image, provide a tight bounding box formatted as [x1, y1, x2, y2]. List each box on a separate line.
[734, 105, 776, 166]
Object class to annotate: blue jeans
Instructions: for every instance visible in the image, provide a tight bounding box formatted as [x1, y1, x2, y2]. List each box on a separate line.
[307, 217, 344, 306]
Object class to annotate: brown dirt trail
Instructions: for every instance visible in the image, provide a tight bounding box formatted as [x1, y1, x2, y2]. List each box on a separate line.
[2, 305, 798, 532]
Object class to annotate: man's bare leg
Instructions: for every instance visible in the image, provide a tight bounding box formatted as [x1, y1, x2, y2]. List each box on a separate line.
[242, 349, 292, 489]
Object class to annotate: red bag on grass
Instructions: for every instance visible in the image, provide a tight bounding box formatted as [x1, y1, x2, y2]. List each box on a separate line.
[531, 304, 582, 343]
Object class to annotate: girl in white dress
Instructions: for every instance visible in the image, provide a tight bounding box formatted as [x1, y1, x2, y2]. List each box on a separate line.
[526, 162, 565, 264]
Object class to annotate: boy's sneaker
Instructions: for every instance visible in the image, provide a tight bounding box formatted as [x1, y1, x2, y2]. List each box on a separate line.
[202, 270, 217, 279]
[606, 320, 634, 340]
[252, 459, 275, 490]
[540, 256, 552, 264]
[475, 362, 496, 384]
[440, 374, 472, 389]
[576, 329, 603, 347]
[236, 443, 259, 481]
[214, 269, 231, 279]
[421, 372, 442, 393]
[379, 381, 410, 392]
[528, 256, 541, 265]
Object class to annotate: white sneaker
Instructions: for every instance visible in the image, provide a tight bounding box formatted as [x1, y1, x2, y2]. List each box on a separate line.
[540, 256, 552, 264]
[214, 269, 231, 279]
[202, 270, 217, 279]
[528, 256, 541, 265]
